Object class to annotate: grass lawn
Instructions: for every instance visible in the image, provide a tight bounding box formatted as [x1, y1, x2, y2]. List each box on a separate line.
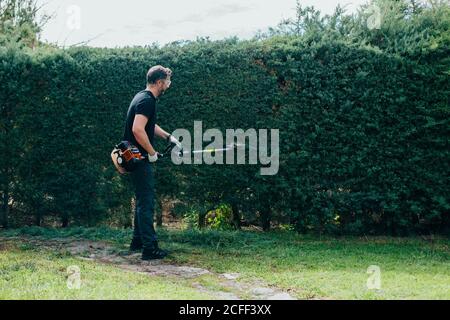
[1, 226, 449, 300]
[0, 240, 211, 300]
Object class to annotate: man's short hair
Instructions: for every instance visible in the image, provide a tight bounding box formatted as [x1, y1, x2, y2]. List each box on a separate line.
[147, 65, 172, 84]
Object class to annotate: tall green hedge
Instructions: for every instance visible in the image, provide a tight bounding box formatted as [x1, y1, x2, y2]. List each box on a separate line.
[0, 37, 448, 234]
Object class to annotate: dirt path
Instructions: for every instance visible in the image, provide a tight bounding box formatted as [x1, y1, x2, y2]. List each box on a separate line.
[1, 236, 296, 300]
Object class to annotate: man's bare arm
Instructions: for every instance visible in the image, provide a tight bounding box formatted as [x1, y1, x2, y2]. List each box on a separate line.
[155, 124, 171, 140]
[132, 115, 156, 155]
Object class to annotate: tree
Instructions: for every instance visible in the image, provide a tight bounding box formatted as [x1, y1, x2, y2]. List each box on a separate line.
[0, 0, 51, 48]
[257, 0, 449, 71]
[352, 0, 449, 63]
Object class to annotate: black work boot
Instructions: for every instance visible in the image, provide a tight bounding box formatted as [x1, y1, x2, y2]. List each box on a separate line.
[129, 237, 143, 252]
[142, 241, 168, 260]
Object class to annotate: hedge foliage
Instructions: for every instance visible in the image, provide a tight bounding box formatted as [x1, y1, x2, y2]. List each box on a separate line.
[0, 33, 448, 234]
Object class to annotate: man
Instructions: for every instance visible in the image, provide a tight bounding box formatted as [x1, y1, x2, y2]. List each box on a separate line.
[122, 65, 180, 260]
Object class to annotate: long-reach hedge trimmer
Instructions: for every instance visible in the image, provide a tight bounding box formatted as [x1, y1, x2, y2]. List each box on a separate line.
[111, 140, 248, 174]
[179, 143, 247, 156]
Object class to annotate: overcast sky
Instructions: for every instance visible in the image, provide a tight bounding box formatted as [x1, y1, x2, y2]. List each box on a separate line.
[37, 0, 369, 48]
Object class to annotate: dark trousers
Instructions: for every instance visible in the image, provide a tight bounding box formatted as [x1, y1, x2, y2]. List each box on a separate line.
[131, 161, 157, 248]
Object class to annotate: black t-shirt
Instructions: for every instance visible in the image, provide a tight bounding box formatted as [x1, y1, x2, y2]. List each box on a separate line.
[122, 90, 157, 156]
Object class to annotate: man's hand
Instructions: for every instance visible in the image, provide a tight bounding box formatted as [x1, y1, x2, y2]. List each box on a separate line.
[148, 152, 159, 163]
[168, 134, 182, 149]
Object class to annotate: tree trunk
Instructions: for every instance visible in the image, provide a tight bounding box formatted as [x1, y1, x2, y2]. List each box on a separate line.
[36, 211, 42, 226]
[231, 203, 241, 230]
[198, 210, 207, 229]
[260, 207, 271, 231]
[1, 190, 9, 229]
[156, 198, 163, 227]
[198, 206, 214, 229]
[62, 215, 69, 228]
[34, 202, 43, 226]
